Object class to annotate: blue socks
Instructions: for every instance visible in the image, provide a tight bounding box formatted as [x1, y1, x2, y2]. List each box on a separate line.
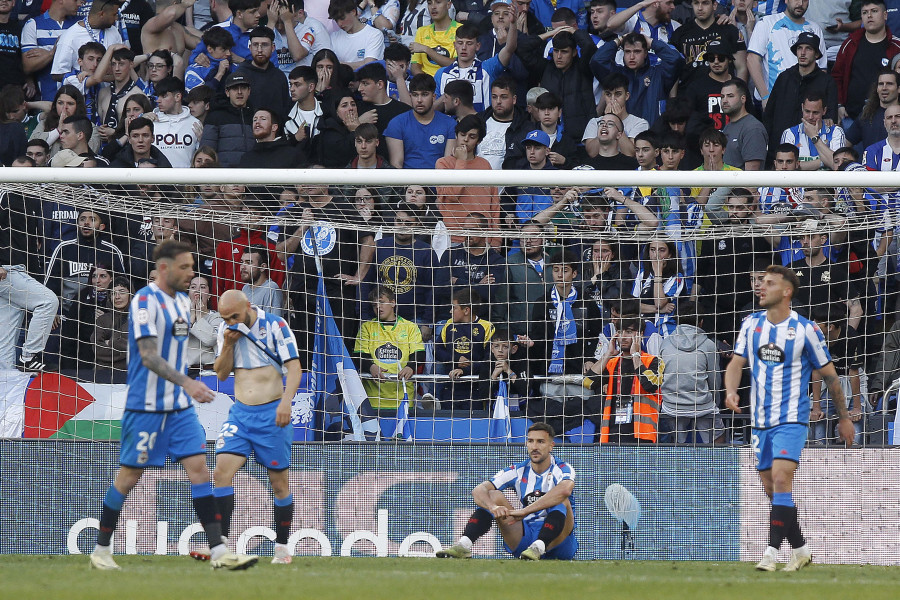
[214, 485, 235, 498]
[274, 494, 294, 545]
[104, 486, 126, 511]
[97, 486, 127, 546]
[772, 492, 794, 507]
[191, 482, 213, 499]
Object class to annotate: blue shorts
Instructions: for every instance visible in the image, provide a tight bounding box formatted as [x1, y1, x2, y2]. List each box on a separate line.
[215, 400, 292, 471]
[504, 517, 578, 560]
[119, 407, 208, 468]
[752, 423, 808, 471]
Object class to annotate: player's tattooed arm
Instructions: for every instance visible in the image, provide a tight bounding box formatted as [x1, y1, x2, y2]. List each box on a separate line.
[820, 364, 850, 419]
[137, 337, 192, 388]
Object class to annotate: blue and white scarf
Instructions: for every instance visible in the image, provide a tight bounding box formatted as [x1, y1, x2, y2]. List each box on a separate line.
[549, 286, 578, 375]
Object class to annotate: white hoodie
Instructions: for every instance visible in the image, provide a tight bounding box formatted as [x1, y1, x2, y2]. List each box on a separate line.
[152, 106, 201, 168]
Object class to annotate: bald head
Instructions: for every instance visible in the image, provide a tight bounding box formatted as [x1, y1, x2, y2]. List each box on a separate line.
[886, 103, 900, 138]
[219, 289, 252, 326]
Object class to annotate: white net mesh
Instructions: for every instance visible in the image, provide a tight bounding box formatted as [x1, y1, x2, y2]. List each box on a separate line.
[1, 168, 899, 563]
[0, 170, 896, 444]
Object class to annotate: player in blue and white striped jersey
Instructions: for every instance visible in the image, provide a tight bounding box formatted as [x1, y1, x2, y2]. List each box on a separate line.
[725, 264, 853, 573]
[437, 422, 577, 561]
[211, 289, 302, 565]
[90, 240, 257, 571]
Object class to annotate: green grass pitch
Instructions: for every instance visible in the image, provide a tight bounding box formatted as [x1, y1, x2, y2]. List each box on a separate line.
[2, 556, 900, 600]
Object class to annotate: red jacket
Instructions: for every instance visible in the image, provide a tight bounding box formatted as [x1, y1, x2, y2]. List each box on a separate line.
[832, 27, 900, 107]
[212, 229, 286, 301]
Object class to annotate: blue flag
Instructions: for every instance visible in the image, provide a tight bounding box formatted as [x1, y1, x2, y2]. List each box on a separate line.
[391, 389, 414, 441]
[489, 378, 511, 441]
[312, 272, 368, 440]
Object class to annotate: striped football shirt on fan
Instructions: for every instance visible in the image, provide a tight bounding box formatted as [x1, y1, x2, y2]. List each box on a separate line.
[863, 139, 900, 171]
[127, 282, 193, 412]
[21, 12, 79, 101]
[490, 456, 576, 527]
[734, 310, 832, 429]
[781, 123, 846, 162]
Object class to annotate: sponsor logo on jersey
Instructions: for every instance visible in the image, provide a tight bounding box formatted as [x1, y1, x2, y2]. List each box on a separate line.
[758, 342, 786, 364]
[454, 336, 471, 355]
[375, 342, 402, 362]
[523, 489, 544, 506]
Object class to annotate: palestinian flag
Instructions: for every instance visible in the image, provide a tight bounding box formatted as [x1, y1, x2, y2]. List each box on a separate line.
[19, 373, 234, 440]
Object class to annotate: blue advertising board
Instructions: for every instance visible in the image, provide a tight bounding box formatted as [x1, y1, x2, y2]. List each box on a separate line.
[0, 441, 741, 560]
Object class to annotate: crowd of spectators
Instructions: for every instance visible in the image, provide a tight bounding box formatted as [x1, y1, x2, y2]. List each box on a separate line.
[2, 0, 900, 444]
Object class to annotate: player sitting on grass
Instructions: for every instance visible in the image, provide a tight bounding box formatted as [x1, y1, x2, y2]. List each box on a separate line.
[436, 422, 577, 560]
[209, 289, 302, 564]
[90, 241, 257, 571]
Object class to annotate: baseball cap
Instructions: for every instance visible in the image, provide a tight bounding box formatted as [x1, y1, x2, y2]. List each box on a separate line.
[526, 87, 549, 106]
[704, 40, 733, 60]
[224, 73, 251, 89]
[50, 149, 87, 168]
[522, 129, 551, 147]
[490, 0, 512, 8]
[791, 32, 822, 58]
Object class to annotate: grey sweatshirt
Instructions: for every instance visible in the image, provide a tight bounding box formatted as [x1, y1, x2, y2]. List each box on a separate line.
[658, 324, 720, 417]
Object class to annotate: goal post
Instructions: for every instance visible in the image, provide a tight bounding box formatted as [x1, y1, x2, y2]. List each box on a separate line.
[1, 166, 899, 563]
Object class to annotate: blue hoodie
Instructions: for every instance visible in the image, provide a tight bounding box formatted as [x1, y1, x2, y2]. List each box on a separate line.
[184, 55, 237, 91]
[590, 38, 684, 125]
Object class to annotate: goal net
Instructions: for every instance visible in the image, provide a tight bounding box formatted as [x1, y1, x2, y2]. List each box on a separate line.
[1, 167, 898, 564]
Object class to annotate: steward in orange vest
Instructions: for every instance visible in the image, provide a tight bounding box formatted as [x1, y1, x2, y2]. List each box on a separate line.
[582, 317, 664, 443]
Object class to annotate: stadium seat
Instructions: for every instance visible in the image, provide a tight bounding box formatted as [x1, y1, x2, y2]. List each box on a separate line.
[563, 421, 596, 444]
[508, 417, 533, 444]
[390, 417, 534, 442]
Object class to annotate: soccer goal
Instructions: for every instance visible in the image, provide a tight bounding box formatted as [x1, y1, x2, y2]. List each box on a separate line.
[1, 166, 898, 564]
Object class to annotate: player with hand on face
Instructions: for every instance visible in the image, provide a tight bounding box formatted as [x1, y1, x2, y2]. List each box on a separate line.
[90, 241, 257, 571]
[437, 422, 577, 561]
[725, 265, 854, 572]
[211, 289, 302, 565]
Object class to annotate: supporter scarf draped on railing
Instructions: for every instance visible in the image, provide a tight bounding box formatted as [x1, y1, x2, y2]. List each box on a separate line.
[549, 286, 578, 374]
[489, 377, 511, 441]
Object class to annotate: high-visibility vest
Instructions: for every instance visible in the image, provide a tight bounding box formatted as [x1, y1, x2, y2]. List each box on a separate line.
[599, 354, 662, 443]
